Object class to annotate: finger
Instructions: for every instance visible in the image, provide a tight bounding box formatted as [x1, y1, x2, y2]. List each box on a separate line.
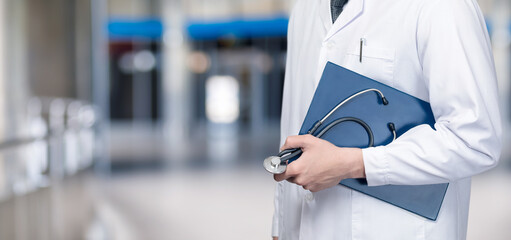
[289, 177, 310, 187]
[274, 171, 295, 182]
[309, 184, 327, 193]
[286, 177, 296, 184]
[274, 172, 289, 182]
[273, 162, 300, 182]
[280, 135, 315, 151]
[293, 176, 307, 187]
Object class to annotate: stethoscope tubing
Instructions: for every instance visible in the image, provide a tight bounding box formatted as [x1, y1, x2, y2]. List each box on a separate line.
[264, 88, 397, 174]
[277, 117, 374, 164]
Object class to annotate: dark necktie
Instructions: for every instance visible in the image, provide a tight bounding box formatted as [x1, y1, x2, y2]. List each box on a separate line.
[331, 0, 349, 23]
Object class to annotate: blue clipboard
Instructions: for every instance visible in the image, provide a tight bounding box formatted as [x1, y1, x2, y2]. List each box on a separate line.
[292, 62, 448, 221]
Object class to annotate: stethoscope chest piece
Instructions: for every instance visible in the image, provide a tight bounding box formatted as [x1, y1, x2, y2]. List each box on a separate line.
[263, 156, 287, 174]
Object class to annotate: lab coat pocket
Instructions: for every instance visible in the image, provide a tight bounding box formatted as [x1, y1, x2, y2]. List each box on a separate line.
[343, 45, 395, 86]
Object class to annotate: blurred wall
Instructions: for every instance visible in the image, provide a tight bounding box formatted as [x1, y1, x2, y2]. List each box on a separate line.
[0, 0, 6, 197]
[27, 0, 75, 98]
[109, 0, 159, 16]
[183, 0, 295, 19]
[109, 0, 297, 19]
[75, 0, 93, 101]
[25, 0, 92, 101]
[2, 0, 30, 140]
[0, 0, 5, 140]
[0, 0, 31, 201]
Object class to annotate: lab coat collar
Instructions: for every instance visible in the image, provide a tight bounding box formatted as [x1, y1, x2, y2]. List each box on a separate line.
[320, 0, 365, 41]
[319, 0, 333, 33]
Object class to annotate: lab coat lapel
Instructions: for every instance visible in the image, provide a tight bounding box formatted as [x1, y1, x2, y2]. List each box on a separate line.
[325, 0, 365, 41]
[318, 0, 333, 32]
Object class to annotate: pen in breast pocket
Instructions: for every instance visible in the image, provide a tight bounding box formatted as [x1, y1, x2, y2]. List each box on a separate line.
[360, 38, 366, 62]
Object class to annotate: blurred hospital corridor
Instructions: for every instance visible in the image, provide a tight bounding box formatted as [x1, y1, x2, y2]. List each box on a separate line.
[0, 0, 510, 239]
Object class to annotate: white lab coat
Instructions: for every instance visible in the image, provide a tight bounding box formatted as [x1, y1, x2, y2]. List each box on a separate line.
[273, 0, 502, 239]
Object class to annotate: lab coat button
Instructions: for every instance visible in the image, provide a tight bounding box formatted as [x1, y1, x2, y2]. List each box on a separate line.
[326, 42, 335, 49]
[305, 192, 314, 201]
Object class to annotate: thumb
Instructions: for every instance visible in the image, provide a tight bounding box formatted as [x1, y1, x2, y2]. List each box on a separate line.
[280, 135, 315, 151]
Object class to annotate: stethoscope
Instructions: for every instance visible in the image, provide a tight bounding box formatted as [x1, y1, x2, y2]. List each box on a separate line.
[263, 88, 397, 174]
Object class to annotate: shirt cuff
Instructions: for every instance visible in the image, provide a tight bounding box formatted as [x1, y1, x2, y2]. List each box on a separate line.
[363, 146, 390, 186]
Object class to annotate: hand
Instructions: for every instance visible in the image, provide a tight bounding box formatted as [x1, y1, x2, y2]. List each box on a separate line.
[273, 238, 278, 240]
[274, 135, 365, 192]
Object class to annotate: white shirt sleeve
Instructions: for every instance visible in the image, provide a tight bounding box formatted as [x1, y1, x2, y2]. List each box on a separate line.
[363, 0, 502, 186]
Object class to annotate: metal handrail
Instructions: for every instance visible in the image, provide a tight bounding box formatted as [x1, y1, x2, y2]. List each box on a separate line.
[0, 123, 96, 152]
[0, 136, 48, 151]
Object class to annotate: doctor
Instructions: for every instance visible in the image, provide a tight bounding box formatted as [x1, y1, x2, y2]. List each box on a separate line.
[272, 0, 501, 239]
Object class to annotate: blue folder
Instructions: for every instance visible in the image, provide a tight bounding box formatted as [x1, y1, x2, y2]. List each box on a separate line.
[292, 62, 449, 221]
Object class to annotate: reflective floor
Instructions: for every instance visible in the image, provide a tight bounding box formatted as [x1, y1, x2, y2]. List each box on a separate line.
[90, 165, 275, 240]
[1, 132, 511, 240]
